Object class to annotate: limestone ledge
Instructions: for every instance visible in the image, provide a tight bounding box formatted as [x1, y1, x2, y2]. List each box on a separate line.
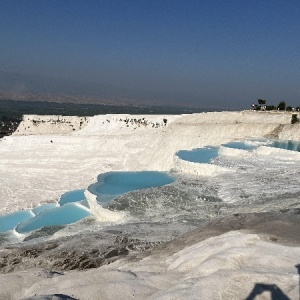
[173, 155, 231, 176]
[13, 114, 175, 135]
[14, 115, 90, 135]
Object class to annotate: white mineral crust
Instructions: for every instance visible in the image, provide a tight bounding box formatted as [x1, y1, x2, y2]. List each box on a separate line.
[0, 111, 299, 299]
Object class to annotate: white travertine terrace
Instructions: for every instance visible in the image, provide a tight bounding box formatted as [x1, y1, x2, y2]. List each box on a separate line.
[1, 111, 300, 300]
[173, 154, 231, 176]
[0, 111, 299, 214]
[14, 114, 90, 135]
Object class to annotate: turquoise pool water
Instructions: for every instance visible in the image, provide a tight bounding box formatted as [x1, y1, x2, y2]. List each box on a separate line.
[0, 210, 34, 232]
[59, 189, 86, 205]
[0, 188, 89, 234]
[270, 140, 300, 152]
[0, 171, 175, 234]
[176, 146, 219, 163]
[32, 203, 57, 214]
[222, 139, 300, 152]
[16, 203, 91, 233]
[221, 141, 257, 150]
[89, 171, 175, 203]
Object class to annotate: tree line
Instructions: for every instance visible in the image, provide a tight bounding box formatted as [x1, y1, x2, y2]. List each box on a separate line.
[252, 99, 300, 112]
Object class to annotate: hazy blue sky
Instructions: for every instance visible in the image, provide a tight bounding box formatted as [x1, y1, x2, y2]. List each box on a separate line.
[0, 0, 299, 109]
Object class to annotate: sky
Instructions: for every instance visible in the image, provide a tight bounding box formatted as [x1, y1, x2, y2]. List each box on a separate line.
[0, 0, 299, 109]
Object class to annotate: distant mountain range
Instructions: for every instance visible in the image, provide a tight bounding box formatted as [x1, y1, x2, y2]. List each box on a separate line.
[0, 70, 147, 106]
[0, 71, 214, 109]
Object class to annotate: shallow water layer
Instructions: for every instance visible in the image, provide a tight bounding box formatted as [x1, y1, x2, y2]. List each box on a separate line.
[270, 139, 300, 152]
[221, 141, 257, 150]
[32, 203, 57, 214]
[176, 146, 219, 163]
[59, 189, 86, 205]
[88, 171, 175, 203]
[16, 203, 91, 233]
[222, 139, 300, 152]
[0, 210, 34, 232]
